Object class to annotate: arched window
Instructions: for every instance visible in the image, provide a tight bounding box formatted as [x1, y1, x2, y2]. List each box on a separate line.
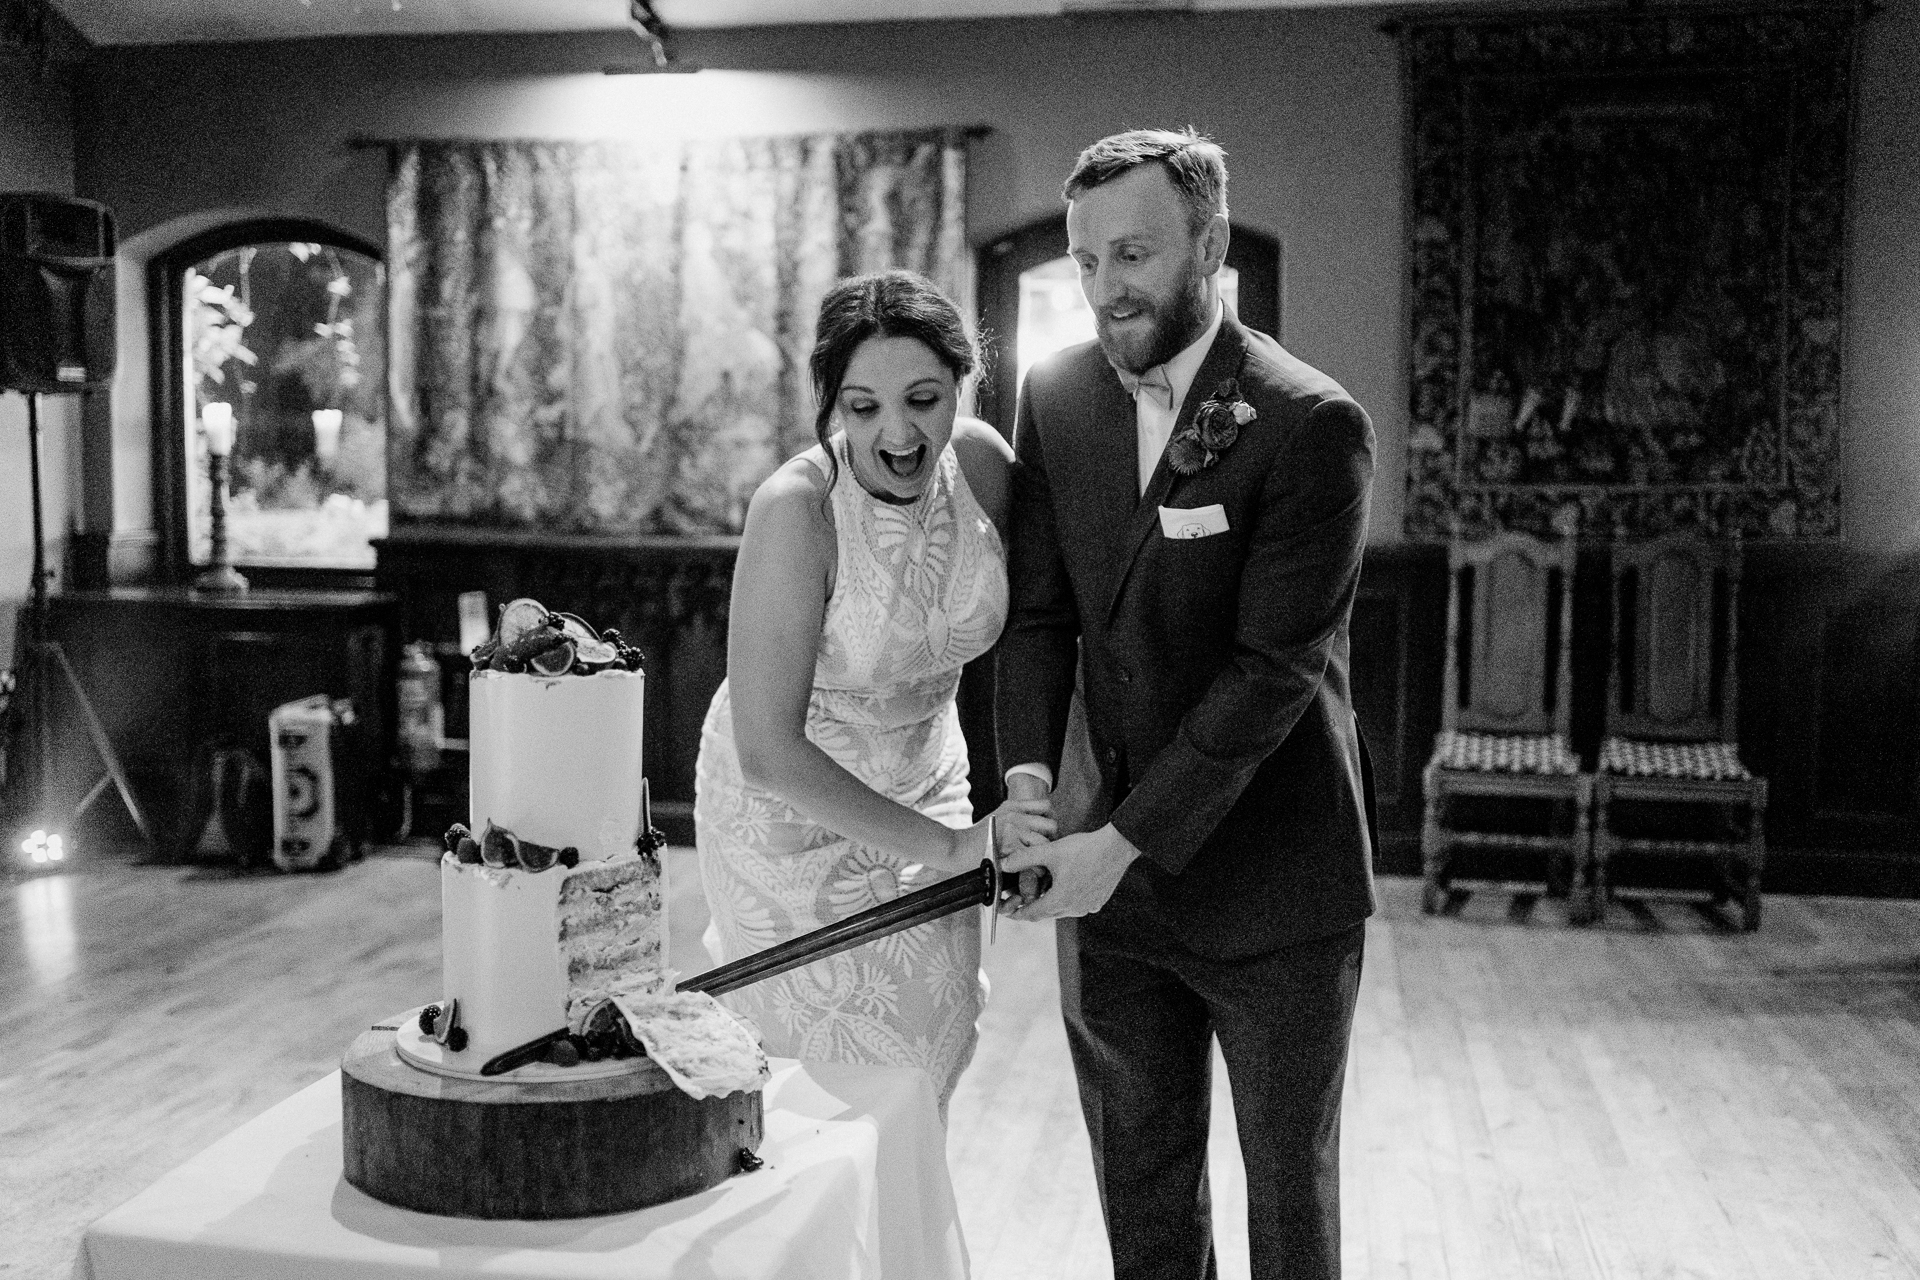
[151, 220, 385, 578]
[975, 215, 1282, 435]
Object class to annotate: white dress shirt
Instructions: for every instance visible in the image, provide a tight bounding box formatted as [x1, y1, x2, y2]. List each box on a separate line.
[1127, 300, 1224, 495]
[1004, 301, 1225, 794]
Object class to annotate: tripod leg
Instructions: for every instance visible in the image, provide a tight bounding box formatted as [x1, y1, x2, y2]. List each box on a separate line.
[72, 773, 112, 817]
[50, 641, 153, 846]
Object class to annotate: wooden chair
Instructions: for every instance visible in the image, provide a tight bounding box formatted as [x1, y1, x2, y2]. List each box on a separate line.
[1591, 535, 1766, 930]
[1421, 532, 1591, 916]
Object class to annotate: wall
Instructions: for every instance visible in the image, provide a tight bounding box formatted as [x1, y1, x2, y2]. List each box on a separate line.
[1844, 0, 1920, 561]
[0, 41, 80, 674]
[73, 9, 1405, 547]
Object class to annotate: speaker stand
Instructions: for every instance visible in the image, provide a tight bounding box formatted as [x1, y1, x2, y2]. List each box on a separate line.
[11, 390, 152, 851]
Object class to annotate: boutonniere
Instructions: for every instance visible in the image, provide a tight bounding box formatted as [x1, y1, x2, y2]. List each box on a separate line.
[1166, 377, 1257, 476]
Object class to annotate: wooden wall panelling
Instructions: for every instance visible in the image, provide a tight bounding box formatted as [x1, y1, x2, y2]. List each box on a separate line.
[370, 533, 1920, 890]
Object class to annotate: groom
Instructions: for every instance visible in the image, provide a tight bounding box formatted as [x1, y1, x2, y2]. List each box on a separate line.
[997, 129, 1377, 1280]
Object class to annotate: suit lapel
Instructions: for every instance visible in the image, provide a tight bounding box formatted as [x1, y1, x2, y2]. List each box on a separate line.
[1076, 357, 1140, 572]
[1103, 317, 1251, 623]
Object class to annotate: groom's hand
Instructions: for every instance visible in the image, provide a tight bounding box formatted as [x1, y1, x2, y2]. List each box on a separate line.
[1001, 823, 1141, 920]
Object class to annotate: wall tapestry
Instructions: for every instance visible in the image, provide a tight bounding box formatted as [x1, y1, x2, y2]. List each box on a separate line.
[386, 129, 971, 534]
[1400, 8, 1859, 541]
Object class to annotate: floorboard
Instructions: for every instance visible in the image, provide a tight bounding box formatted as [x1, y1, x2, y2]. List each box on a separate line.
[4, 854, 1920, 1279]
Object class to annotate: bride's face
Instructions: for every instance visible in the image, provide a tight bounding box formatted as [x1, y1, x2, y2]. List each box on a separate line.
[834, 335, 960, 501]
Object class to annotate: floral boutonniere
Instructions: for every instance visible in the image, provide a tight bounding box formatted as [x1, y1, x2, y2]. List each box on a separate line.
[1166, 377, 1257, 476]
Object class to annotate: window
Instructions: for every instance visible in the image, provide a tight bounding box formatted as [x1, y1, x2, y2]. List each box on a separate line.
[154, 221, 386, 579]
[1015, 255, 1239, 392]
[976, 216, 1279, 436]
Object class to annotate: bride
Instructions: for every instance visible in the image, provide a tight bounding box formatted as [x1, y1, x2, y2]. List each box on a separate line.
[694, 270, 1053, 1110]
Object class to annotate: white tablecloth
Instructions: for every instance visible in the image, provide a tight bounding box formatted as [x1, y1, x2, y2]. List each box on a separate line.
[78, 1058, 967, 1280]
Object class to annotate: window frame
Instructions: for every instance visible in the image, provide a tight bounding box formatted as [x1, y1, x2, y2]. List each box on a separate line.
[149, 218, 384, 585]
[974, 214, 1282, 437]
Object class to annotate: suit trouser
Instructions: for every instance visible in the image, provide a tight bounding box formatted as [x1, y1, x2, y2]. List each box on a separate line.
[1059, 912, 1365, 1280]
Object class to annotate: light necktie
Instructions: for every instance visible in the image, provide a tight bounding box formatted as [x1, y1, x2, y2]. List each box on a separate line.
[1116, 364, 1174, 411]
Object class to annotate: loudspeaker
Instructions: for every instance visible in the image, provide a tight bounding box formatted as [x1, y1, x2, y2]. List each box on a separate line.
[0, 193, 117, 394]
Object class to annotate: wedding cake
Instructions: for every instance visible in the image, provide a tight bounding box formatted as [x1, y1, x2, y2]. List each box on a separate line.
[341, 601, 767, 1220]
[435, 662, 664, 1067]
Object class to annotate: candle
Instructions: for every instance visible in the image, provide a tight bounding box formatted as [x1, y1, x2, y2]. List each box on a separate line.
[312, 409, 343, 465]
[201, 402, 235, 457]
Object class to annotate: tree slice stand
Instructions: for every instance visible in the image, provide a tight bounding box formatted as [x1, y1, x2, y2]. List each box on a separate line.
[341, 1020, 764, 1220]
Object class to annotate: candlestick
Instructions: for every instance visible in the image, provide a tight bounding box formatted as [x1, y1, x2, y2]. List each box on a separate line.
[201, 401, 235, 457]
[312, 409, 342, 466]
[193, 402, 248, 592]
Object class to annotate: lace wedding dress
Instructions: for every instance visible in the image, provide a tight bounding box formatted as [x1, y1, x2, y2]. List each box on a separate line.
[695, 434, 1008, 1111]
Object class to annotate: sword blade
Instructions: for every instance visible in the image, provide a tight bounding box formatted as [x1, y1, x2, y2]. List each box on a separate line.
[679, 858, 997, 997]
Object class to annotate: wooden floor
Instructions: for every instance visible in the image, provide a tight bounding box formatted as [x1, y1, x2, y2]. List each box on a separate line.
[5, 851, 1920, 1279]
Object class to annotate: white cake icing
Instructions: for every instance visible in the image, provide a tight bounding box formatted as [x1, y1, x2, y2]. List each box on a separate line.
[440, 668, 667, 1067]
[469, 669, 646, 860]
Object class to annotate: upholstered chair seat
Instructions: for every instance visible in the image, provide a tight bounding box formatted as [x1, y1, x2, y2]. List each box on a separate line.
[1432, 731, 1581, 777]
[1598, 738, 1751, 783]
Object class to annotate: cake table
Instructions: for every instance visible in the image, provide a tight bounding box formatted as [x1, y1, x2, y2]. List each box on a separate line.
[78, 1059, 966, 1280]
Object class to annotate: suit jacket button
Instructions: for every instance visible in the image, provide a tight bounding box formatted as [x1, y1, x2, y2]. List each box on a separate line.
[1118, 668, 1132, 684]
[1104, 747, 1119, 765]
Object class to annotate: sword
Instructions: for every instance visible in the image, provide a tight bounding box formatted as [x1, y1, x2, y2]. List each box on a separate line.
[679, 827, 1051, 998]
[477, 833, 1052, 1074]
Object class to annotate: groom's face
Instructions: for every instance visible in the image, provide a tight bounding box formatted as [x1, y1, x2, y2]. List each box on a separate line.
[1067, 163, 1220, 375]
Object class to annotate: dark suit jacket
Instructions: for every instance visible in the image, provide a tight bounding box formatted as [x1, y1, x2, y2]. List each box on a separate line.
[997, 310, 1377, 958]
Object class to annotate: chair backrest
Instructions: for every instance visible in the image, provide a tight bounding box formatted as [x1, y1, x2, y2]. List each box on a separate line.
[1605, 534, 1741, 743]
[1443, 531, 1577, 739]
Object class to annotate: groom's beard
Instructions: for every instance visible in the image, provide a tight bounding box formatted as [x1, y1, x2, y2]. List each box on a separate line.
[1095, 272, 1214, 376]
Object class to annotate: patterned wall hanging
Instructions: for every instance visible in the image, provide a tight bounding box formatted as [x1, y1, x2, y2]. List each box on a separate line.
[385, 129, 972, 535]
[1399, 8, 1861, 541]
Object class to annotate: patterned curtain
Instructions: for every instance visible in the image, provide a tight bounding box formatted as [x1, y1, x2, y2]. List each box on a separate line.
[386, 130, 971, 535]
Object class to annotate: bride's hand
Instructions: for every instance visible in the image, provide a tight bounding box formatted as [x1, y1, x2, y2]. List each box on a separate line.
[943, 799, 1054, 873]
[991, 797, 1055, 856]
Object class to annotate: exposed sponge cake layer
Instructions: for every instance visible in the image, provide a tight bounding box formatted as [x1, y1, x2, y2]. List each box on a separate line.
[560, 848, 667, 991]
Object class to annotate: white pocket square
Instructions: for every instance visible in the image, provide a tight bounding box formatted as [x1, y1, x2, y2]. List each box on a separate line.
[1158, 503, 1229, 539]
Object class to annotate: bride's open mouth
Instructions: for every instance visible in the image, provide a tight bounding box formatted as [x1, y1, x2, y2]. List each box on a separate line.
[878, 442, 928, 481]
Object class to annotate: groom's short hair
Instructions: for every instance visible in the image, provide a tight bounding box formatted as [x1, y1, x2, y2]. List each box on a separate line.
[1064, 128, 1229, 237]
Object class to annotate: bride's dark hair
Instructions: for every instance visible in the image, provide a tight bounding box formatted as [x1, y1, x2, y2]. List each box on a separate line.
[809, 270, 978, 496]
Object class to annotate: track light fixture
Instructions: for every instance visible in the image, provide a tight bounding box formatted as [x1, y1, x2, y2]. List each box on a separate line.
[605, 0, 697, 75]
[629, 0, 672, 69]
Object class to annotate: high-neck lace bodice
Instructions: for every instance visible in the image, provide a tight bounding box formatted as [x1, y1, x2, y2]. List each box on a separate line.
[803, 434, 1007, 798]
[694, 432, 1007, 1112]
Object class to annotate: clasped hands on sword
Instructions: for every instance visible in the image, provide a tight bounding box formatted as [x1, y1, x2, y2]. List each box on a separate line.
[985, 771, 1143, 922]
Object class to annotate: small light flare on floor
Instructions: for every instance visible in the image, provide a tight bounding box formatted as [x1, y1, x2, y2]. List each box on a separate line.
[19, 827, 67, 866]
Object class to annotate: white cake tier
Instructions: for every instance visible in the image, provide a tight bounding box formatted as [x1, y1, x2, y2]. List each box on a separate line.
[469, 669, 646, 860]
[442, 668, 652, 1066]
[440, 857, 569, 1064]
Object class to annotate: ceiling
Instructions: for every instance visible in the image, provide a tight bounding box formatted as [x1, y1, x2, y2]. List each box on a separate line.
[48, 0, 1401, 48]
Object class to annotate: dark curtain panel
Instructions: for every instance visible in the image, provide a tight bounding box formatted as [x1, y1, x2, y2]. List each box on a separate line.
[386, 130, 971, 534]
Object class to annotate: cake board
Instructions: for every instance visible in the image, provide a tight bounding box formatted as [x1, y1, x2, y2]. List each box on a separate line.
[341, 1016, 763, 1220]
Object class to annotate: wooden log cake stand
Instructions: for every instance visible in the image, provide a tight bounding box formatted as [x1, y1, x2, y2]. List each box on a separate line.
[341, 1027, 764, 1219]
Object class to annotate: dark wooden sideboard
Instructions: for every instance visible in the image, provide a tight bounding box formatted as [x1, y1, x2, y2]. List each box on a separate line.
[40, 587, 396, 862]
